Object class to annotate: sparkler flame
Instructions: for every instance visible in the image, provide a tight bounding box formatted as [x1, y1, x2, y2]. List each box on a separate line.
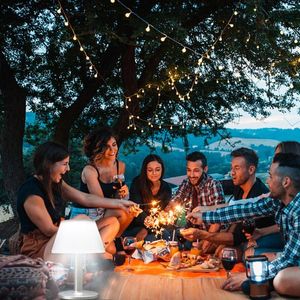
[144, 201, 185, 237]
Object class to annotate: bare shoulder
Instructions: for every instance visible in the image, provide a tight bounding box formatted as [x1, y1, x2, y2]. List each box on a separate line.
[83, 165, 98, 177]
[24, 194, 44, 205]
[118, 160, 126, 173]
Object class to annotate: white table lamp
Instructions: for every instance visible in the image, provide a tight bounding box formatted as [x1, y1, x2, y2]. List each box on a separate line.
[52, 219, 105, 299]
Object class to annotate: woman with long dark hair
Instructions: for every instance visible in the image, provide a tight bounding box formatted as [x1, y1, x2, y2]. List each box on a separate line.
[126, 154, 172, 241]
[17, 141, 135, 262]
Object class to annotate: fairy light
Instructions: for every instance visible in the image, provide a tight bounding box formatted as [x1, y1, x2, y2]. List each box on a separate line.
[182, 47, 187, 53]
[125, 11, 131, 18]
[145, 24, 151, 32]
[160, 35, 167, 42]
[56, 0, 103, 81]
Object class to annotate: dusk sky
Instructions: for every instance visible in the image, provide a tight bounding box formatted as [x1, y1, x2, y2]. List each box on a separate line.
[227, 106, 300, 129]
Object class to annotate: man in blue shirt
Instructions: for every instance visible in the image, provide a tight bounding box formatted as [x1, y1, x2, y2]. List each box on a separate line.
[186, 153, 300, 297]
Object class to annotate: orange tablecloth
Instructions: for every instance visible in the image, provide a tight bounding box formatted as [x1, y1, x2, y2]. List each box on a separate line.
[115, 258, 246, 278]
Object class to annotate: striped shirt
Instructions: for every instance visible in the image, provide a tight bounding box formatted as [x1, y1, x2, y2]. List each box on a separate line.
[202, 193, 300, 279]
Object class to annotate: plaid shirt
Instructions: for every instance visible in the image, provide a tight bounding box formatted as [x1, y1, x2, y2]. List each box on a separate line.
[202, 192, 300, 279]
[171, 173, 225, 211]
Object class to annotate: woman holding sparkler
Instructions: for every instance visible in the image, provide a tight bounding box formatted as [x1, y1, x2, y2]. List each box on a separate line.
[125, 154, 172, 241]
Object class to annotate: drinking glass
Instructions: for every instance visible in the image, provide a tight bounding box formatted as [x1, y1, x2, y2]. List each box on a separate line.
[221, 247, 238, 278]
[113, 174, 125, 198]
[122, 236, 137, 271]
[242, 220, 256, 235]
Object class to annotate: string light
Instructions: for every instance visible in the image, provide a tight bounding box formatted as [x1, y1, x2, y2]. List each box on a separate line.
[145, 24, 151, 32]
[160, 35, 167, 42]
[56, 0, 101, 80]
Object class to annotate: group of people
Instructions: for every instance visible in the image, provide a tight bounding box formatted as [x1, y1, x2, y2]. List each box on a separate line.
[16, 126, 300, 297]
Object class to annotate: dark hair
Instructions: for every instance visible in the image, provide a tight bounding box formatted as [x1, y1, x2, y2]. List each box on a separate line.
[273, 153, 300, 190]
[33, 141, 69, 206]
[186, 151, 207, 168]
[83, 127, 118, 162]
[275, 141, 300, 155]
[139, 154, 165, 204]
[231, 147, 258, 168]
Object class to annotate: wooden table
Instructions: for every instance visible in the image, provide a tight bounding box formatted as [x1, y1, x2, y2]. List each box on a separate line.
[87, 259, 288, 300]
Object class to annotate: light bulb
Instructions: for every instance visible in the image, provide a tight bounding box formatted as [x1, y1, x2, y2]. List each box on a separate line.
[229, 23, 234, 28]
[219, 36, 222, 41]
[86, 56, 90, 60]
[145, 25, 150, 32]
[57, 8, 62, 14]
[234, 11, 238, 15]
[73, 35, 77, 40]
[198, 57, 203, 65]
[182, 47, 187, 53]
[94, 73, 98, 78]
[160, 35, 167, 42]
[110, 0, 115, 3]
[80, 46, 84, 51]
[89, 65, 93, 70]
[64, 21, 69, 26]
[125, 11, 131, 18]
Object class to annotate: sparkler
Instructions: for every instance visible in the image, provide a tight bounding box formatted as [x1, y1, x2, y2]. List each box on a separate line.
[144, 201, 185, 237]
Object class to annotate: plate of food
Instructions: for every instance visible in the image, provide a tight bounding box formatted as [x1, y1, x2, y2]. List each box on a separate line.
[163, 252, 220, 272]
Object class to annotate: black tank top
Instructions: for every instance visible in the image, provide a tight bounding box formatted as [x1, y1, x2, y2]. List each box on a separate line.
[74, 160, 122, 208]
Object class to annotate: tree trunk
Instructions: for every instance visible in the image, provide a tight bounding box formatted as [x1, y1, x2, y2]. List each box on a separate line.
[114, 44, 139, 144]
[0, 50, 26, 219]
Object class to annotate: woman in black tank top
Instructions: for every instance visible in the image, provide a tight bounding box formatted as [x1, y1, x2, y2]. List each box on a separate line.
[70, 127, 133, 237]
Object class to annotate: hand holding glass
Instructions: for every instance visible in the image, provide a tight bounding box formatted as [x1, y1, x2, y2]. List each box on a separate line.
[221, 247, 237, 278]
[122, 236, 137, 271]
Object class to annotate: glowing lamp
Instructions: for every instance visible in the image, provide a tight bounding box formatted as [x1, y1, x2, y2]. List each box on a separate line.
[52, 219, 105, 300]
[246, 255, 270, 300]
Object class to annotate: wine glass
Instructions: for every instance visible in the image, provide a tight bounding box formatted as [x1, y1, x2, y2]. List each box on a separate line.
[113, 174, 125, 197]
[122, 236, 137, 271]
[242, 220, 256, 235]
[221, 247, 238, 278]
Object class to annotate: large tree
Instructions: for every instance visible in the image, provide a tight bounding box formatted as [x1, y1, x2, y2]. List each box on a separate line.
[0, 0, 299, 221]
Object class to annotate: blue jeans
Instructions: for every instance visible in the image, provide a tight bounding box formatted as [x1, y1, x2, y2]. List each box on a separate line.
[69, 207, 103, 221]
[254, 232, 284, 255]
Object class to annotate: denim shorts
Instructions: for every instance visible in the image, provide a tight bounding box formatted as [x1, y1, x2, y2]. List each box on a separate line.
[69, 207, 105, 221]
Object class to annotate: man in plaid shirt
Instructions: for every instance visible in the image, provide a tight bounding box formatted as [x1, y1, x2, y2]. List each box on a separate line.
[186, 153, 300, 297]
[168, 151, 224, 252]
[170, 151, 224, 210]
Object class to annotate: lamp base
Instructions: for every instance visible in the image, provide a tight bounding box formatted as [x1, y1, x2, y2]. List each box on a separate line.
[59, 290, 98, 299]
[250, 280, 270, 300]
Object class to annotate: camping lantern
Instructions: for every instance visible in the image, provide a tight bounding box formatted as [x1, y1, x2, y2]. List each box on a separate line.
[246, 255, 270, 300]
